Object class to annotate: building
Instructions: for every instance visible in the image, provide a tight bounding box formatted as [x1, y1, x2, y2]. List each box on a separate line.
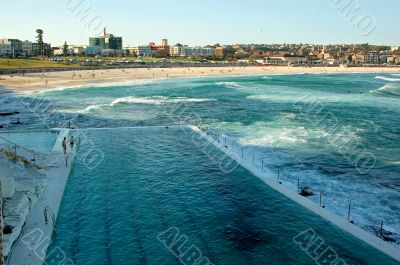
[364, 51, 380, 64]
[387, 55, 399, 64]
[170, 44, 215, 57]
[72, 46, 85, 55]
[21, 40, 33, 56]
[124, 45, 153, 57]
[185, 46, 215, 57]
[149, 39, 170, 57]
[0, 44, 12, 56]
[170, 43, 184, 56]
[32, 42, 52, 56]
[215, 46, 236, 58]
[0, 39, 22, 57]
[391, 46, 399, 52]
[266, 54, 308, 65]
[89, 28, 123, 50]
[86, 46, 101, 56]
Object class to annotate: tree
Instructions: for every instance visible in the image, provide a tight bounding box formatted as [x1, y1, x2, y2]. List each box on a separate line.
[36, 29, 44, 59]
[63, 41, 68, 56]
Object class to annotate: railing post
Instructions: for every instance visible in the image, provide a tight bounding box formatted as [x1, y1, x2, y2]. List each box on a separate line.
[277, 169, 282, 184]
[380, 221, 384, 239]
[241, 147, 243, 159]
[262, 160, 264, 172]
[319, 193, 325, 208]
[297, 179, 300, 194]
[348, 204, 351, 222]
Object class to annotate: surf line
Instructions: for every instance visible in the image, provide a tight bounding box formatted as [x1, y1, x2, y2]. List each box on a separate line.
[188, 125, 400, 263]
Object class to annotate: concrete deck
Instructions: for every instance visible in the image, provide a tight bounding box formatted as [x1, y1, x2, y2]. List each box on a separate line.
[7, 129, 76, 265]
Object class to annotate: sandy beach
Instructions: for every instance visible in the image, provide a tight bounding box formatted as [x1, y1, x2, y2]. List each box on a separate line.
[1, 66, 400, 93]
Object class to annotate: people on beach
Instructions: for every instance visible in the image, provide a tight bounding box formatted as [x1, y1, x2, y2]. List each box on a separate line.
[70, 136, 75, 150]
[62, 137, 67, 154]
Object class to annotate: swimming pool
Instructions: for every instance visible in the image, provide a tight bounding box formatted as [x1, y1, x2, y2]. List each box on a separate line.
[45, 127, 397, 265]
[0, 130, 58, 154]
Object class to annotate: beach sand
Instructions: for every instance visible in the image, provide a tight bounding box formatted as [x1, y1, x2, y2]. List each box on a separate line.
[1, 66, 399, 93]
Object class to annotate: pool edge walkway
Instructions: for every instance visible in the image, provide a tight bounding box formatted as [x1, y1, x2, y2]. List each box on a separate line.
[7, 129, 76, 265]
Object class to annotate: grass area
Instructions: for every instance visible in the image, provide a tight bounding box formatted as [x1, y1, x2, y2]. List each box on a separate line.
[0, 58, 77, 70]
[55, 56, 205, 63]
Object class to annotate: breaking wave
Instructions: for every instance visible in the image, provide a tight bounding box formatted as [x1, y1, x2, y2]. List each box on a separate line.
[375, 76, 400, 82]
[110, 96, 213, 106]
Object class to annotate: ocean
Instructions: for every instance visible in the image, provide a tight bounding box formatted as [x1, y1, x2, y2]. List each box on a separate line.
[1, 72, 399, 253]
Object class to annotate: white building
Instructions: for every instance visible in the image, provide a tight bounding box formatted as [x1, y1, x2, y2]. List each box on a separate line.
[124, 45, 152, 57]
[21, 40, 33, 56]
[266, 54, 308, 65]
[170, 44, 185, 56]
[73, 46, 85, 55]
[171, 44, 215, 57]
[0, 44, 12, 56]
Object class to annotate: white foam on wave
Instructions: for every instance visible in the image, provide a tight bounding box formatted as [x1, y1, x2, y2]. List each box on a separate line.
[27, 79, 159, 95]
[215, 82, 245, 89]
[370, 83, 400, 95]
[375, 76, 400, 82]
[83, 104, 101, 112]
[110, 96, 214, 106]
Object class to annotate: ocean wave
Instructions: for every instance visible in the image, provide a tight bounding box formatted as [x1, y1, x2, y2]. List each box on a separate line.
[215, 82, 245, 89]
[30, 79, 158, 94]
[83, 105, 101, 112]
[110, 96, 213, 106]
[375, 76, 400, 82]
[371, 83, 400, 95]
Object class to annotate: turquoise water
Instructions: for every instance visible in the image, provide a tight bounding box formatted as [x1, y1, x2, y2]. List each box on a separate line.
[10, 73, 399, 237]
[0, 131, 57, 153]
[1, 73, 399, 262]
[46, 127, 397, 265]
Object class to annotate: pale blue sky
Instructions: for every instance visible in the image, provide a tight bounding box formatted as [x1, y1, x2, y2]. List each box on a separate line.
[1, 0, 399, 46]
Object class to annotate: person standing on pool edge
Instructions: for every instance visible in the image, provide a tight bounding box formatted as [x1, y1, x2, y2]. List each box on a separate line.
[70, 136, 75, 150]
[62, 137, 67, 154]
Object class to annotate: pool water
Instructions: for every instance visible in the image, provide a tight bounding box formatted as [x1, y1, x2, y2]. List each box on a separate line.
[46, 127, 398, 265]
[0, 131, 58, 154]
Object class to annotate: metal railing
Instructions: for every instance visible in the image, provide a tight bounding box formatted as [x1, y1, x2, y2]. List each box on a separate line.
[44, 206, 57, 239]
[0, 135, 47, 165]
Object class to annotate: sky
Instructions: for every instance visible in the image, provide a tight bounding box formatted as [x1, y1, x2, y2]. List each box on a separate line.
[1, 0, 399, 47]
